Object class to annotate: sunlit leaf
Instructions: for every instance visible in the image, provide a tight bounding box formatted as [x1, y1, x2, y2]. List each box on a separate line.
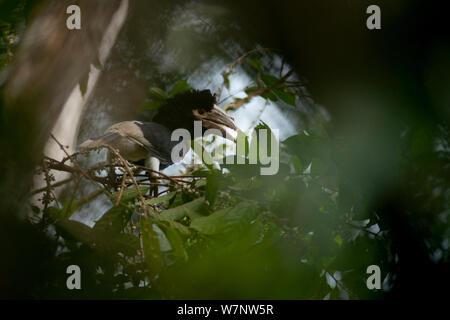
[274, 89, 296, 106]
[245, 86, 260, 95]
[311, 157, 323, 176]
[191, 140, 214, 170]
[229, 178, 262, 191]
[149, 87, 168, 101]
[169, 79, 192, 97]
[141, 219, 163, 279]
[261, 74, 279, 86]
[206, 170, 220, 206]
[145, 192, 176, 206]
[247, 58, 262, 71]
[291, 155, 304, 174]
[160, 197, 206, 221]
[261, 90, 278, 101]
[156, 222, 188, 261]
[190, 201, 258, 235]
[334, 234, 343, 247]
[222, 70, 230, 89]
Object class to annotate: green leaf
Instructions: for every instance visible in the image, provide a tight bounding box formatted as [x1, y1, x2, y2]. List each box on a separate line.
[155, 214, 191, 235]
[247, 58, 263, 72]
[156, 222, 188, 261]
[334, 234, 343, 247]
[169, 79, 192, 97]
[261, 74, 279, 86]
[137, 100, 164, 111]
[274, 89, 296, 106]
[44, 206, 63, 222]
[56, 218, 139, 257]
[282, 133, 330, 167]
[191, 140, 214, 170]
[222, 71, 230, 89]
[93, 204, 130, 234]
[311, 157, 323, 176]
[111, 186, 149, 204]
[141, 219, 163, 279]
[291, 155, 304, 174]
[249, 121, 273, 163]
[255, 120, 271, 132]
[261, 90, 278, 101]
[245, 86, 260, 95]
[222, 160, 260, 178]
[149, 87, 168, 101]
[160, 197, 206, 221]
[195, 179, 207, 188]
[236, 130, 249, 158]
[61, 200, 78, 218]
[206, 170, 220, 206]
[145, 192, 176, 206]
[191, 169, 210, 177]
[55, 220, 95, 243]
[190, 201, 258, 235]
[95, 187, 149, 234]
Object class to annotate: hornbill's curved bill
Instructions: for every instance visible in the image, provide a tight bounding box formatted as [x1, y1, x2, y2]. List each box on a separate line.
[78, 90, 237, 194]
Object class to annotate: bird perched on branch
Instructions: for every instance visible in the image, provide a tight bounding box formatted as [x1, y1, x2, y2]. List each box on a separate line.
[79, 89, 237, 196]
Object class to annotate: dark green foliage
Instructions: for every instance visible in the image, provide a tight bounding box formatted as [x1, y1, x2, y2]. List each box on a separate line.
[27, 119, 447, 299]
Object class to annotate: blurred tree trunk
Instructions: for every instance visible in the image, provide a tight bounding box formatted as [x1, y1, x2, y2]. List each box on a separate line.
[0, 0, 128, 298]
[34, 0, 129, 209]
[0, 0, 127, 217]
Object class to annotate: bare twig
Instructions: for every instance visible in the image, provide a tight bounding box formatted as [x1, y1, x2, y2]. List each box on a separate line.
[104, 145, 149, 216]
[38, 139, 207, 217]
[31, 177, 74, 195]
[64, 175, 81, 218]
[49, 135, 112, 195]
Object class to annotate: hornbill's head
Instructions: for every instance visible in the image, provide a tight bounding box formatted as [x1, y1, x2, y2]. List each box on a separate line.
[153, 89, 237, 140]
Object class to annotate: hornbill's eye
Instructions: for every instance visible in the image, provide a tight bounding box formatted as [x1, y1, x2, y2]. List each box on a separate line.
[198, 109, 206, 115]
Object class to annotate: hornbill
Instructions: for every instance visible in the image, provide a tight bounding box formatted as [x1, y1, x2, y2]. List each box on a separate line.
[79, 89, 237, 196]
